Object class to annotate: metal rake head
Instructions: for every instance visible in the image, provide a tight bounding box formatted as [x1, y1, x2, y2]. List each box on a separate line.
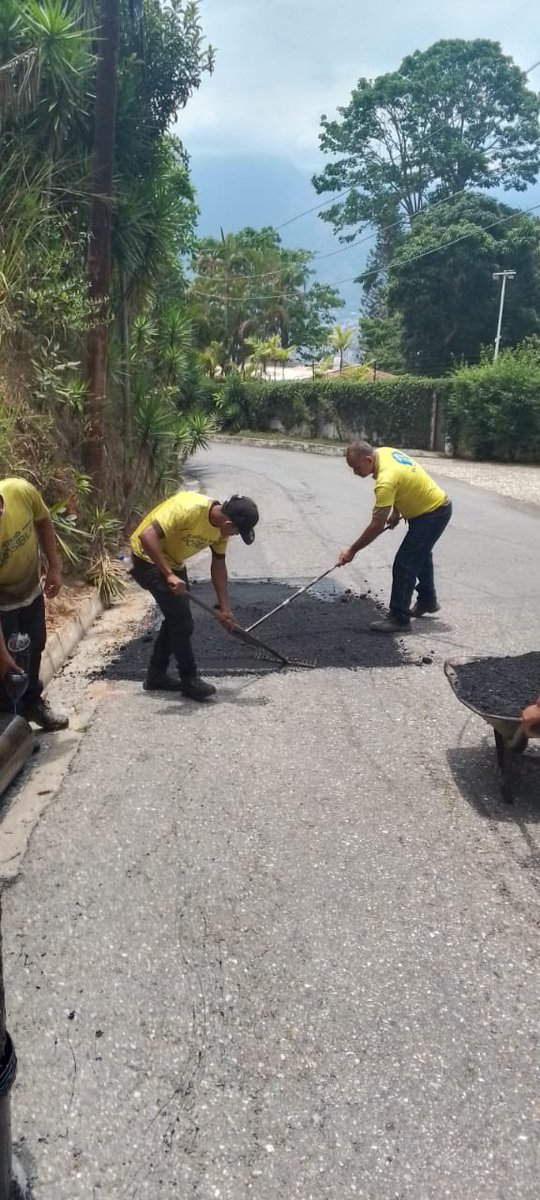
[254, 650, 316, 669]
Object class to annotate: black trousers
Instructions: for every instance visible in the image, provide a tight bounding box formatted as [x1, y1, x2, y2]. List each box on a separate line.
[0, 593, 46, 710]
[390, 502, 452, 624]
[130, 555, 197, 679]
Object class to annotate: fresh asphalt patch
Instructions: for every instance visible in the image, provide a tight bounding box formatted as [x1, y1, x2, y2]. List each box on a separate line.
[453, 652, 540, 718]
[93, 578, 412, 681]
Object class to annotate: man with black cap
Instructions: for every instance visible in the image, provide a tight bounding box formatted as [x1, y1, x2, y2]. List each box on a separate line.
[130, 490, 259, 700]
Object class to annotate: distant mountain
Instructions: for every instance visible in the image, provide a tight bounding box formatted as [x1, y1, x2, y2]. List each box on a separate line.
[189, 153, 367, 315]
[189, 154, 540, 322]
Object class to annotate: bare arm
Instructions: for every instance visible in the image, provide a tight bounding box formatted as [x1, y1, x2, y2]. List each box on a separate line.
[338, 506, 391, 565]
[36, 515, 62, 597]
[211, 554, 234, 627]
[139, 522, 186, 594]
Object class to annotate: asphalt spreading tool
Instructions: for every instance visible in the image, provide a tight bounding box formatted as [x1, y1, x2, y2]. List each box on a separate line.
[187, 590, 315, 669]
[245, 564, 339, 634]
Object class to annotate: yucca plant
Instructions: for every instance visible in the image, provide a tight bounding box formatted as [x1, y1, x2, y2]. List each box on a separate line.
[84, 503, 125, 606]
[177, 408, 217, 459]
[86, 553, 125, 608]
[49, 498, 89, 568]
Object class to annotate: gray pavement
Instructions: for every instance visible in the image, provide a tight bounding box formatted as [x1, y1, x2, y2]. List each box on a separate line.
[3, 445, 540, 1199]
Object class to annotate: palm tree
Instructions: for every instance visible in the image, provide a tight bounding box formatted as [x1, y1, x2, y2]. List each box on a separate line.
[329, 324, 353, 372]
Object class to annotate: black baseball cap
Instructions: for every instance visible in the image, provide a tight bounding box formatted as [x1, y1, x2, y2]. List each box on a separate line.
[222, 495, 259, 544]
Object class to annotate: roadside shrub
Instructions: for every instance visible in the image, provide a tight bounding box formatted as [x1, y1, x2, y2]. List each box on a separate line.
[220, 376, 441, 448]
[447, 353, 540, 461]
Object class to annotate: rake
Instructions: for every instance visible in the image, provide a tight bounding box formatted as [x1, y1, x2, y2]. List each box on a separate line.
[187, 590, 316, 669]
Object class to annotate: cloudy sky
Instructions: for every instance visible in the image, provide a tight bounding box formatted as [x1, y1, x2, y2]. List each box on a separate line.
[177, 0, 540, 168]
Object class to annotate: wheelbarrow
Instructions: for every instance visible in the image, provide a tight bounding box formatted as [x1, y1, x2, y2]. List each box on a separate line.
[444, 656, 538, 804]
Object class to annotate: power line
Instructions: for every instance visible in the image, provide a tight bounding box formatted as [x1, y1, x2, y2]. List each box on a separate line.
[194, 186, 470, 284]
[202, 57, 540, 253]
[190, 200, 540, 303]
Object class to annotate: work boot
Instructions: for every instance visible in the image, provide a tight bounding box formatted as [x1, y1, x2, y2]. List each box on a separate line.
[410, 599, 440, 618]
[24, 696, 69, 731]
[180, 675, 217, 702]
[370, 616, 411, 634]
[143, 671, 183, 692]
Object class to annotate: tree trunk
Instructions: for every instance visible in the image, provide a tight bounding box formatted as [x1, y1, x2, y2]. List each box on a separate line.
[83, 0, 120, 496]
[118, 269, 132, 487]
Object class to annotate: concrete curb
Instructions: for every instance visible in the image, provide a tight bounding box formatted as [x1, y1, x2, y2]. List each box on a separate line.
[0, 590, 104, 800]
[40, 591, 103, 688]
[215, 434, 345, 456]
[214, 434, 441, 459]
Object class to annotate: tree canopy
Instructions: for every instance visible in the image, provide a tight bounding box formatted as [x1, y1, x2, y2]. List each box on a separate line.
[385, 194, 540, 373]
[314, 40, 540, 238]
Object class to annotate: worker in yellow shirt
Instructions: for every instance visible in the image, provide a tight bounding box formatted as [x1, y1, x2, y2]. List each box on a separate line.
[0, 477, 68, 728]
[130, 490, 259, 700]
[338, 442, 452, 633]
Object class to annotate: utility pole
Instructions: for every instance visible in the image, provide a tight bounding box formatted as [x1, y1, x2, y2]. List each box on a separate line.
[493, 270, 516, 362]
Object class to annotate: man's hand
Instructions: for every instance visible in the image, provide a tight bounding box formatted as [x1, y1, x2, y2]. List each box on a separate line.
[522, 698, 540, 736]
[0, 648, 20, 679]
[386, 512, 401, 530]
[338, 548, 355, 567]
[44, 565, 62, 598]
[166, 573, 187, 595]
[216, 608, 235, 630]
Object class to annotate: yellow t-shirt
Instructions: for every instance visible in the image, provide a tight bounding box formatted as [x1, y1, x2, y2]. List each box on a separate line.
[130, 491, 228, 570]
[0, 478, 49, 609]
[373, 448, 446, 519]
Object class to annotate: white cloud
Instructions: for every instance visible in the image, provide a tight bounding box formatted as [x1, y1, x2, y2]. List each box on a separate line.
[178, 0, 540, 167]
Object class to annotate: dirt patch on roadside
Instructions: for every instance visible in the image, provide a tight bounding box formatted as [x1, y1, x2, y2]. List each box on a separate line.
[45, 581, 97, 634]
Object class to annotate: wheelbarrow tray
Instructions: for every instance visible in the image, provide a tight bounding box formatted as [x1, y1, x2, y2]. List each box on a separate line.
[444, 656, 530, 745]
[444, 655, 538, 803]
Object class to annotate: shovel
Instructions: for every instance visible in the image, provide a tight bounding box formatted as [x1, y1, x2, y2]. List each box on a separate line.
[187, 590, 315, 669]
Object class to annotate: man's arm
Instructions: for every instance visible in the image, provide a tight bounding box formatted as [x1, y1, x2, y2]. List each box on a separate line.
[338, 506, 391, 565]
[139, 522, 186, 594]
[211, 553, 234, 628]
[36, 515, 63, 598]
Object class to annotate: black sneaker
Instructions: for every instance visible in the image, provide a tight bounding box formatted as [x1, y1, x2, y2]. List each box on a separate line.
[410, 600, 441, 618]
[143, 672, 183, 692]
[180, 676, 217, 702]
[24, 697, 69, 731]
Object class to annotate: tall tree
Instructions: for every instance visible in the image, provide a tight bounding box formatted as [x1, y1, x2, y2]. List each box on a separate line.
[191, 226, 343, 367]
[313, 40, 540, 239]
[386, 194, 540, 373]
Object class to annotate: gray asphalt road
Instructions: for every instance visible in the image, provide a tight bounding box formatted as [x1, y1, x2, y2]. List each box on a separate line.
[4, 445, 540, 1199]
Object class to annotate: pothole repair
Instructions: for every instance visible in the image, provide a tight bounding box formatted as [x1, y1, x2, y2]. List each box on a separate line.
[94, 579, 413, 680]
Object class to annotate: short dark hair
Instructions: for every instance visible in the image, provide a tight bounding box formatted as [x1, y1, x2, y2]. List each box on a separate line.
[347, 440, 374, 459]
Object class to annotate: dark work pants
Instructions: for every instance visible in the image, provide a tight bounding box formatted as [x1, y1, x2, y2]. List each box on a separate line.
[390, 502, 452, 625]
[0, 593, 46, 710]
[130, 555, 197, 679]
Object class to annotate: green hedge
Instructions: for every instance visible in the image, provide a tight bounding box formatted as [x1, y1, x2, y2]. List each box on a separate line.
[217, 375, 441, 449]
[447, 355, 540, 462]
